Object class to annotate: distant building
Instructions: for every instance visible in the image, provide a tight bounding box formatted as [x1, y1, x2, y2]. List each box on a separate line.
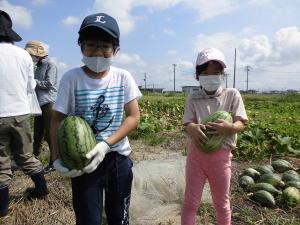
[139, 87, 164, 93]
[240, 89, 258, 94]
[181, 86, 199, 94]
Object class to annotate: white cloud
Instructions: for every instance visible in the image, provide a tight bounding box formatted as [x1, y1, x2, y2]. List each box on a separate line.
[193, 26, 300, 90]
[194, 26, 300, 67]
[177, 59, 193, 69]
[30, 0, 52, 6]
[50, 57, 68, 71]
[114, 52, 146, 67]
[0, 0, 32, 29]
[92, 0, 136, 35]
[247, 0, 272, 6]
[92, 0, 239, 34]
[167, 50, 178, 55]
[239, 35, 272, 64]
[272, 27, 300, 64]
[62, 16, 80, 27]
[163, 28, 174, 35]
[49, 57, 68, 82]
[194, 32, 237, 61]
[186, 0, 238, 21]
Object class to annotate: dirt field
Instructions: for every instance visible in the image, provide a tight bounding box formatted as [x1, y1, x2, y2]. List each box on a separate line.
[1, 131, 300, 225]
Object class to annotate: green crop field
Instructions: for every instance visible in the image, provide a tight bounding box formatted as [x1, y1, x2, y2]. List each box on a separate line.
[132, 92, 300, 161]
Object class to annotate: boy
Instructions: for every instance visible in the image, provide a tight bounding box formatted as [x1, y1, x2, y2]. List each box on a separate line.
[51, 13, 142, 225]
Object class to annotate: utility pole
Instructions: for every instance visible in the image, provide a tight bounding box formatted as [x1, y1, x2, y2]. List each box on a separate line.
[143, 72, 147, 90]
[233, 48, 236, 88]
[246, 65, 251, 92]
[173, 64, 176, 92]
[225, 72, 229, 88]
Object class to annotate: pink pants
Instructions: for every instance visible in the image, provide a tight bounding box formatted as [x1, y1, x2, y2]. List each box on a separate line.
[181, 144, 232, 225]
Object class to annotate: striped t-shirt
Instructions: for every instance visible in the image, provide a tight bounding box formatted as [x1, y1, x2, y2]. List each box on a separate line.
[54, 66, 142, 156]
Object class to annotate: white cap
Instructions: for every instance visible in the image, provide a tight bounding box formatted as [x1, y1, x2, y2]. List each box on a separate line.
[196, 47, 226, 68]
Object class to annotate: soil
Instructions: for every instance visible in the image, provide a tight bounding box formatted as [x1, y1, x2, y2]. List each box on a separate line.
[1, 131, 300, 225]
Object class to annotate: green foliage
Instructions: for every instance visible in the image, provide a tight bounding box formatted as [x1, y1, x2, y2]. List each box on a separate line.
[132, 93, 300, 160]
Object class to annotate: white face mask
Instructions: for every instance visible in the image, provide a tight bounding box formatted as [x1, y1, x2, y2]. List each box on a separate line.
[82, 55, 113, 73]
[199, 75, 223, 92]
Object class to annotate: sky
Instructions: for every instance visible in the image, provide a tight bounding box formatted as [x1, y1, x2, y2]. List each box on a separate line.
[2, 0, 300, 91]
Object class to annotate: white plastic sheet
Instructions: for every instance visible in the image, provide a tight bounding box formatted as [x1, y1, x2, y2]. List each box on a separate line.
[130, 154, 212, 225]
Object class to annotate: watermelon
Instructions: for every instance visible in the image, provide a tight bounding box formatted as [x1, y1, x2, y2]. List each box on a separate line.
[57, 116, 96, 170]
[198, 111, 233, 152]
[242, 168, 261, 181]
[251, 183, 282, 196]
[248, 190, 276, 208]
[271, 159, 294, 173]
[282, 187, 300, 207]
[286, 181, 300, 190]
[255, 165, 274, 175]
[258, 173, 285, 188]
[282, 170, 300, 182]
[239, 175, 255, 190]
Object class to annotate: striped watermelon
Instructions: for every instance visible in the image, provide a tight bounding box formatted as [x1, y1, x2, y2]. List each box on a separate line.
[198, 111, 233, 152]
[57, 116, 96, 170]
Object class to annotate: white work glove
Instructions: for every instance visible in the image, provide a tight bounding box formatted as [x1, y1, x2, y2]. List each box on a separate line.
[83, 141, 110, 174]
[53, 159, 83, 178]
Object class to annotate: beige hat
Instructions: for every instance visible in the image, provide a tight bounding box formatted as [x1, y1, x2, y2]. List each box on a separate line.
[25, 40, 48, 57]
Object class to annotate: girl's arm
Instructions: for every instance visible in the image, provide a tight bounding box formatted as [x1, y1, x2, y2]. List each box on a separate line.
[185, 122, 209, 146]
[206, 119, 246, 136]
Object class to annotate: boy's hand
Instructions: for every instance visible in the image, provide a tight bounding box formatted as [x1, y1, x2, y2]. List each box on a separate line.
[186, 123, 209, 146]
[83, 141, 110, 174]
[206, 119, 235, 136]
[53, 159, 83, 178]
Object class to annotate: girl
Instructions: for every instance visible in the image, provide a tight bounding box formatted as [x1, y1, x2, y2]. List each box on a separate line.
[181, 47, 248, 225]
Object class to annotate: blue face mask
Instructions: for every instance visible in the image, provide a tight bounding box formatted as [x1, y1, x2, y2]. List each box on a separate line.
[82, 55, 113, 73]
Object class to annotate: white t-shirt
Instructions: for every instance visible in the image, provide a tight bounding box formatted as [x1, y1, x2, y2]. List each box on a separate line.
[0, 43, 35, 117]
[54, 66, 142, 156]
[183, 88, 248, 150]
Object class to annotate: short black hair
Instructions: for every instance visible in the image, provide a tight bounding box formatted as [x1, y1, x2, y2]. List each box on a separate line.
[0, 36, 13, 43]
[78, 27, 119, 48]
[195, 60, 224, 80]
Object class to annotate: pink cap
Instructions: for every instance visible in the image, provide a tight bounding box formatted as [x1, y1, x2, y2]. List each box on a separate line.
[196, 47, 226, 68]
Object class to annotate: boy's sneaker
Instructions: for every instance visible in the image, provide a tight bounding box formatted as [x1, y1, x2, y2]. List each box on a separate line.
[44, 164, 55, 174]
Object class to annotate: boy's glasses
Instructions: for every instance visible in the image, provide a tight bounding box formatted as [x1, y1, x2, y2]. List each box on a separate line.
[82, 41, 114, 54]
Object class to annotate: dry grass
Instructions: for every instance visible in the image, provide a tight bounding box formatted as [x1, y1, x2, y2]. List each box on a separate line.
[2, 131, 300, 225]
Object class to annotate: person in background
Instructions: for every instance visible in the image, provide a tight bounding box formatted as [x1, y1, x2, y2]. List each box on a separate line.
[51, 13, 142, 225]
[25, 40, 58, 174]
[0, 10, 49, 218]
[181, 47, 248, 225]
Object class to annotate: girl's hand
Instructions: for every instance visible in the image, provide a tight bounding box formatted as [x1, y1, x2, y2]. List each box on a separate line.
[205, 119, 235, 136]
[186, 123, 209, 146]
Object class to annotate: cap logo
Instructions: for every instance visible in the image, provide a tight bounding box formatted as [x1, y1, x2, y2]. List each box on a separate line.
[95, 15, 106, 24]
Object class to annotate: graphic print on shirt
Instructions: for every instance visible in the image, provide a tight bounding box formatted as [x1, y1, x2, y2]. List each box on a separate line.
[74, 86, 125, 143]
[90, 95, 114, 137]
